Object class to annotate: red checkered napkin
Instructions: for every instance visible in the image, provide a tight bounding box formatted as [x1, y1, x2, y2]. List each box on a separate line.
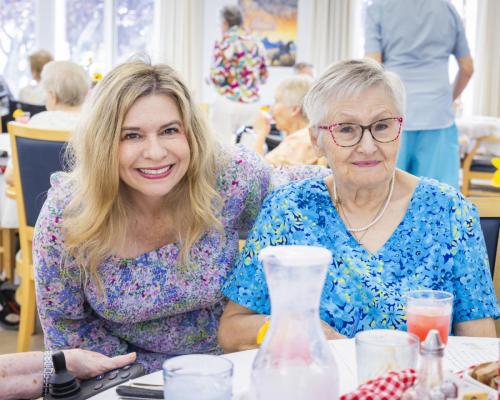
[340, 369, 417, 400]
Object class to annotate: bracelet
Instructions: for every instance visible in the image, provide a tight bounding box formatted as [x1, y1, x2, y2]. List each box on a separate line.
[42, 350, 54, 398]
[256, 316, 270, 345]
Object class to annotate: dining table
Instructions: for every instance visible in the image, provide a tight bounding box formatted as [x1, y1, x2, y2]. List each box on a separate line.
[93, 336, 499, 399]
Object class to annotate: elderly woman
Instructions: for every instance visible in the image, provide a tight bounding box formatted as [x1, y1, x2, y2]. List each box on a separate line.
[27, 60, 89, 129]
[253, 75, 326, 167]
[219, 59, 499, 352]
[33, 60, 324, 373]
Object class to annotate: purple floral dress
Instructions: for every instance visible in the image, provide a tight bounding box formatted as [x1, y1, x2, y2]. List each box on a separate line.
[34, 145, 326, 372]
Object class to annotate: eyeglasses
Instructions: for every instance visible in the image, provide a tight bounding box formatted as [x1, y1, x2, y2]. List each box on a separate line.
[317, 117, 403, 147]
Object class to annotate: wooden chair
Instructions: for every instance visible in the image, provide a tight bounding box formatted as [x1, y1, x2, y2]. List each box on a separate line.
[462, 136, 500, 196]
[468, 196, 500, 335]
[0, 227, 16, 281]
[8, 122, 70, 351]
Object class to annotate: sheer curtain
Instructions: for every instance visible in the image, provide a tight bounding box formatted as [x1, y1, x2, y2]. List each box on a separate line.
[305, 0, 359, 75]
[473, 0, 500, 117]
[153, 0, 204, 101]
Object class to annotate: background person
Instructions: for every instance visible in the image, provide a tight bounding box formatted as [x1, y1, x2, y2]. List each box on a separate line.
[218, 59, 498, 353]
[252, 75, 325, 167]
[209, 5, 268, 144]
[293, 61, 314, 78]
[18, 49, 54, 106]
[364, 0, 474, 189]
[27, 60, 89, 130]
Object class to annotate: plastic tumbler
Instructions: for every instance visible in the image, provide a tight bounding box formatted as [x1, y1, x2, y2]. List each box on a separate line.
[163, 354, 233, 400]
[355, 329, 419, 384]
[406, 290, 453, 345]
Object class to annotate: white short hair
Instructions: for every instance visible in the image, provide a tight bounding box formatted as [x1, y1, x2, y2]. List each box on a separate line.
[275, 75, 313, 120]
[304, 59, 405, 146]
[41, 61, 90, 106]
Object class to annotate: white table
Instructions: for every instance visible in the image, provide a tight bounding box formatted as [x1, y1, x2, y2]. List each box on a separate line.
[94, 336, 499, 399]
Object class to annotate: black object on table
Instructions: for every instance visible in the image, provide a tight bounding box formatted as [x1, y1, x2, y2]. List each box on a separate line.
[46, 351, 146, 399]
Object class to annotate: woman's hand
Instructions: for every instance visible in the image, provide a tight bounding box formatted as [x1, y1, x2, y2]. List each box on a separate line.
[321, 320, 346, 340]
[63, 349, 137, 380]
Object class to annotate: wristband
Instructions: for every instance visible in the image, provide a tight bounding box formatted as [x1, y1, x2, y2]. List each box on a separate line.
[43, 350, 54, 398]
[256, 317, 270, 345]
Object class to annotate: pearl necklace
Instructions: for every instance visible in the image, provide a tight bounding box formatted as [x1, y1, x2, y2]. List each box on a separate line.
[333, 170, 396, 233]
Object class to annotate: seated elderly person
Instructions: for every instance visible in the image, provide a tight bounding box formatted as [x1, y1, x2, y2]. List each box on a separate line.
[26, 60, 89, 129]
[253, 75, 326, 167]
[5, 60, 89, 187]
[218, 59, 499, 352]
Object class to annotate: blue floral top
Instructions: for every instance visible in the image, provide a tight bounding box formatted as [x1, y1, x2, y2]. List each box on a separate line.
[223, 177, 500, 337]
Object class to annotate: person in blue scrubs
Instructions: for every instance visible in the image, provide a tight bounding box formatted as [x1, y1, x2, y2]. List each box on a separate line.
[364, 0, 474, 189]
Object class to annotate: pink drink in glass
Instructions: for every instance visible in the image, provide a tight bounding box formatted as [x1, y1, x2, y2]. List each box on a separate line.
[406, 290, 453, 345]
[406, 306, 451, 344]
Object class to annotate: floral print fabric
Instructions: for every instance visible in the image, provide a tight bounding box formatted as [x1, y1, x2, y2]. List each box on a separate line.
[34, 145, 329, 373]
[210, 26, 268, 103]
[223, 177, 500, 337]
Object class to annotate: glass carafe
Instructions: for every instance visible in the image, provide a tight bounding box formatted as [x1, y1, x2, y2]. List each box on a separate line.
[251, 245, 339, 400]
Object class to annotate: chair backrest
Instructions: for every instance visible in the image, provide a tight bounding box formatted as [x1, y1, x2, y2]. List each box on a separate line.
[469, 196, 500, 335]
[469, 197, 500, 275]
[8, 122, 70, 231]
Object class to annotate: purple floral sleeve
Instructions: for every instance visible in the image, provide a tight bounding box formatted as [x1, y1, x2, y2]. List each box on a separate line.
[33, 174, 129, 357]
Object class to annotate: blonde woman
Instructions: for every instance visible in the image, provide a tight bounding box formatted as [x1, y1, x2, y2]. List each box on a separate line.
[33, 61, 304, 373]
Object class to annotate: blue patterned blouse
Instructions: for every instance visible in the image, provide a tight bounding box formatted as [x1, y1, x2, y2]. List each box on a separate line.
[222, 177, 500, 337]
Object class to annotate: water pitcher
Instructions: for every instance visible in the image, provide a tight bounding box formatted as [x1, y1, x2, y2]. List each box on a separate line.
[251, 245, 339, 400]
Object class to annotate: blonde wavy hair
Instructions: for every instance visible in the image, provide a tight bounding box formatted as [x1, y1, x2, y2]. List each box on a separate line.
[62, 61, 221, 287]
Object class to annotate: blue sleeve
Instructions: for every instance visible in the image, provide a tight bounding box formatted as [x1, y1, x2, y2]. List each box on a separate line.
[450, 195, 500, 323]
[449, 4, 470, 59]
[364, 1, 383, 54]
[222, 190, 293, 314]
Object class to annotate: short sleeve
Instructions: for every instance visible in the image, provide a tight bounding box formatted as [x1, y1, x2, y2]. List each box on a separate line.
[449, 4, 470, 59]
[364, 1, 383, 54]
[450, 194, 500, 323]
[222, 188, 294, 314]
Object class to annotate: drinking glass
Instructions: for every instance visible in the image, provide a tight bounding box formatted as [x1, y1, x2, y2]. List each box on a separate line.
[355, 329, 419, 384]
[406, 290, 453, 345]
[163, 355, 233, 400]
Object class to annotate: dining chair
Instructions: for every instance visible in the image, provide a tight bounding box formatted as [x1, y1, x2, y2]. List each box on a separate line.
[0, 227, 16, 281]
[8, 121, 70, 351]
[462, 136, 500, 196]
[468, 196, 500, 335]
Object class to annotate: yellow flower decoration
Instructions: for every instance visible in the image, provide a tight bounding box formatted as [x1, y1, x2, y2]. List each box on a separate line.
[92, 72, 103, 82]
[492, 158, 500, 187]
[12, 108, 25, 119]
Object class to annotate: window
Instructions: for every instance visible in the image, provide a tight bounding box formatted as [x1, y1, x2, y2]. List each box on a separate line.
[0, 0, 36, 97]
[116, 0, 154, 63]
[64, 0, 105, 70]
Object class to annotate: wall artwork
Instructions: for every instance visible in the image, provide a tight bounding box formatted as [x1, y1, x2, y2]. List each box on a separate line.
[239, 0, 298, 67]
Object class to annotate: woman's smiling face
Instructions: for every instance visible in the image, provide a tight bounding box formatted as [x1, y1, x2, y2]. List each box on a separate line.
[118, 94, 191, 202]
